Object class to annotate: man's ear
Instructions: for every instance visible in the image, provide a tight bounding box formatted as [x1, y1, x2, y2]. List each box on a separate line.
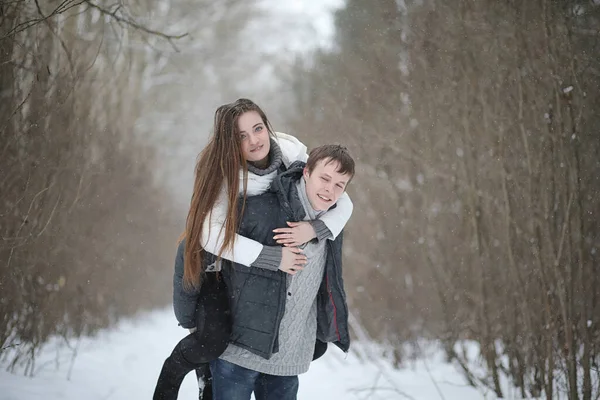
[303, 167, 309, 179]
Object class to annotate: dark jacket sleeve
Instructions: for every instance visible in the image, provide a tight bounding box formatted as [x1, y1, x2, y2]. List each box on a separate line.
[173, 240, 200, 329]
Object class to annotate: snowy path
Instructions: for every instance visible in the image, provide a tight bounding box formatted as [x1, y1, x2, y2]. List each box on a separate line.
[0, 308, 493, 399]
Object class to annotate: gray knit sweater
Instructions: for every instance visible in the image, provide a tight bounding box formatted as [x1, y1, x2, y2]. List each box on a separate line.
[219, 178, 328, 376]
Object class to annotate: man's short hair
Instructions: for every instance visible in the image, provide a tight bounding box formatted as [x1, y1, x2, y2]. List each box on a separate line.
[306, 144, 355, 181]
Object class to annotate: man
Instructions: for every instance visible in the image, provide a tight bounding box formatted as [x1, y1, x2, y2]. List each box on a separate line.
[154, 145, 355, 400]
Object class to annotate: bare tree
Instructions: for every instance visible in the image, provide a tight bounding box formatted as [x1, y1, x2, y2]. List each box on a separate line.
[284, 0, 600, 398]
[0, 0, 254, 372]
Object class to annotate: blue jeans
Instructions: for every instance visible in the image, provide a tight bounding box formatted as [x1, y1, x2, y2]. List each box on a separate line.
[209, 359, 299, 400]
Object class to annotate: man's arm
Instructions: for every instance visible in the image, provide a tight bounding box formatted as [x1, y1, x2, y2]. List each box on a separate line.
[273, 194, 353, 246]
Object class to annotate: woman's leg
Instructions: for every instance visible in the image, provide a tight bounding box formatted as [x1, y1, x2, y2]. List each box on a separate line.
[209, 359, 258, 400]
[254, 373, 299, 400]
[153, 333, 210, 400]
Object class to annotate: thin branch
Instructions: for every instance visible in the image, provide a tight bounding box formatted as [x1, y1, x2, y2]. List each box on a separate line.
[34, 0, 76, 74]
[0, 89, 33, 137]
[1, 0, 187, 53]
[0, 343, 22, 352]
[66, 334, 82, 381]
[82, 1, 188, 52]
[5, 184, 52, 272]
[36, 194, 61, 237]
[349, 386, 416, 400]
[554, 191, 574, 268]
[412, 341, 448, 400]
[0, 59, 36, 72]
[0, 0, 85, 39]
[33, 0, 44, 17]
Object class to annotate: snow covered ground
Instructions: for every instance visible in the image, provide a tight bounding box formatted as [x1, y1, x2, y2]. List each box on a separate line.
[0, 308, 498, 400]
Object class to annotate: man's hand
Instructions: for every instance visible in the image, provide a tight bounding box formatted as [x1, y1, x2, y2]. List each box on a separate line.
[273, 221, 316, 247]
[279, 246, 307, 275]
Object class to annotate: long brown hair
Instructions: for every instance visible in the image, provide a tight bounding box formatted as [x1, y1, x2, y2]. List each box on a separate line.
[183, 98, 274, 289]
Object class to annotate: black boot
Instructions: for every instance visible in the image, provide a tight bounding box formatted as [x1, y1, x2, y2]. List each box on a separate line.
[195, 364, 213, 400]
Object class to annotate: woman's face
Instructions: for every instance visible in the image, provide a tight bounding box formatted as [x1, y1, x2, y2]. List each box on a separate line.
[238, 111, 270, 162]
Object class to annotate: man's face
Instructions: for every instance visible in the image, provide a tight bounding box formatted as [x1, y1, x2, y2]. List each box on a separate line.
[303, 158, 350, 211]
[238, 111, 270, 162]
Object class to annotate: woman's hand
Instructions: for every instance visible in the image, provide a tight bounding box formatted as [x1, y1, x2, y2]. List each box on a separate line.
[273, 221, 316, 247]
[279, 246, 307, 275]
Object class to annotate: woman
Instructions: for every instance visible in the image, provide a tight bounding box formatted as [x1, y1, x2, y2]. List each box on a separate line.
[154, 99, 353, 400]
[184, 98, 353, 287]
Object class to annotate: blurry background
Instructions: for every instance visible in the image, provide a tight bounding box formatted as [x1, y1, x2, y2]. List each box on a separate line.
[2, 1, 600, 399]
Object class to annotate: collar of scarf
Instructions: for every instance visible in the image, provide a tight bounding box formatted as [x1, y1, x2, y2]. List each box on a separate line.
[246, 138, 283, 176]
